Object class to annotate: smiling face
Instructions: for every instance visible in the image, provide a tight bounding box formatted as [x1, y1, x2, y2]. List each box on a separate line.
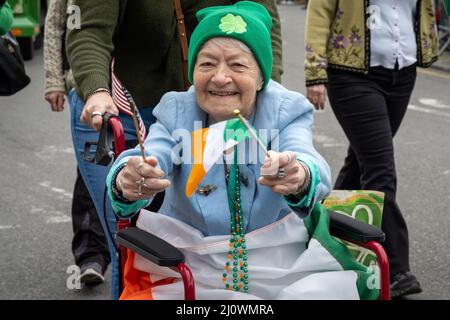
[193, 38, 263, 123]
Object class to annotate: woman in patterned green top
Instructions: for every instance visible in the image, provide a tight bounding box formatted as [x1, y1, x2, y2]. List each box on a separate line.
[304, 0, 438, 299]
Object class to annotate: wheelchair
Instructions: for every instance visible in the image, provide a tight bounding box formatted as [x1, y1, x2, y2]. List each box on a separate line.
[92, 114, 390, 300]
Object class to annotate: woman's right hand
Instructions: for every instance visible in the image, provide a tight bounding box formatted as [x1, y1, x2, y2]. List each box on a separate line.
[306, 84, 327, 110]
[116, 156, 171, 202]
[45, 91, 66, 112]
[81, 91, 119, 131]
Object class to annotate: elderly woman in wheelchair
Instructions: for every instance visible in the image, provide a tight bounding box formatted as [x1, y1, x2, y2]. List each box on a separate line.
[106, 1, 380, 300]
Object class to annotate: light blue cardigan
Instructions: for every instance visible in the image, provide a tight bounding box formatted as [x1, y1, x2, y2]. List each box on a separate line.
[107, 80, 331, 236]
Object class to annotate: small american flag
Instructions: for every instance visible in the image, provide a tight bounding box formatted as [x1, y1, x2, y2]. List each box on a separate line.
[111, 59, 147, 140]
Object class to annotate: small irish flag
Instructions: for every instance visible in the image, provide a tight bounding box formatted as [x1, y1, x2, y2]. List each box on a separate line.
[185, 118, 250, 197]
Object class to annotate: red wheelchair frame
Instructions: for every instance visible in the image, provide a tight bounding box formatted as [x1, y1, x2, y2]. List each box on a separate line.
[102, 115, 390, 300]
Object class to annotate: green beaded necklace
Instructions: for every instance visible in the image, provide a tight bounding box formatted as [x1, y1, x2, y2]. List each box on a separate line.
[222, 146, 249, 293]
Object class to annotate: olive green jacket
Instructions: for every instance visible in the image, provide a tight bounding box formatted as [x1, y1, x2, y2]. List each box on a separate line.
[305, 0, 439, 86]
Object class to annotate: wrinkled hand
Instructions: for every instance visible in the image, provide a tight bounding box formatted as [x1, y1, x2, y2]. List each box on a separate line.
[81, 91, 119, 131]
[257, 151, 307, 195]
[116, 156, 171, 201]
[45, 91, 65, 112]
[306, 84, 327, 110]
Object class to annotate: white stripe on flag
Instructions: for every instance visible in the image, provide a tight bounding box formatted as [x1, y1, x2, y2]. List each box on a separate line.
[203, 121, 238, 172]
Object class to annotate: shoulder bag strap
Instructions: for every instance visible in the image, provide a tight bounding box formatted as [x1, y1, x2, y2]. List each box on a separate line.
[172, 0, 190, 90]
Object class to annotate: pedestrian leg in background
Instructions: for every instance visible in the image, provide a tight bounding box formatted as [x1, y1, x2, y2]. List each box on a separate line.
[69, 89, 121, 299]
[334, 147, 362, 191]
[327, 65, 422, 298]
[71, 167, 111, 284]
[69, 88, 155, 299]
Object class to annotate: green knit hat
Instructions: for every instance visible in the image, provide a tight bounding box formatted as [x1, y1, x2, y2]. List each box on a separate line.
[188, 1, 273, 88]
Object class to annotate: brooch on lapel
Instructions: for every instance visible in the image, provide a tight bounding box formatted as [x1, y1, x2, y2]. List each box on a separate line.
[196, 184, 217, 196]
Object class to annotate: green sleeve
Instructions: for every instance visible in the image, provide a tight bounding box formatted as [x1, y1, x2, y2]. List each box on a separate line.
[254, 0, 283, 83]
[0, 2, 13, 36]
[304, 0, 337, 86]
[66, 0, 120, 100]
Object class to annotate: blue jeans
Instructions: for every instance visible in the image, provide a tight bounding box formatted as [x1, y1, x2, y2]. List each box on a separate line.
[69, 89, 156, 299]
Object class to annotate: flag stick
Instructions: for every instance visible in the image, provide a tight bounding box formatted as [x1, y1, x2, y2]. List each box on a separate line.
[234, 109, 279, 177]
[124, 88, 146, 162]
[233, 109, 268, 155]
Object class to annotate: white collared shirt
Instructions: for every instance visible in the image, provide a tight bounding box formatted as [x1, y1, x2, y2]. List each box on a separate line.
[369, 0, 418, 69]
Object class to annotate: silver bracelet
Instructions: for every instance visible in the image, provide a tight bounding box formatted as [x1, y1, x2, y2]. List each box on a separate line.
[295, 161, 311, 196]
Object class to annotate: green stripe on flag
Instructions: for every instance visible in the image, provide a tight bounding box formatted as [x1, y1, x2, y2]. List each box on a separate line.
[224, 118, 268, 147]
[224, 118, 249, 143]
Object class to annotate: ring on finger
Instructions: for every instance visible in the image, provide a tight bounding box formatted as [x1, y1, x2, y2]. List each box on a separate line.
[135, 177, 147, 195]
[91, 111, 103, 118]
[277, 167, 286, 179]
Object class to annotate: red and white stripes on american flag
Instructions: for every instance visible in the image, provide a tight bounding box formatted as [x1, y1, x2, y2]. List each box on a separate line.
[111, 59, 147, 139]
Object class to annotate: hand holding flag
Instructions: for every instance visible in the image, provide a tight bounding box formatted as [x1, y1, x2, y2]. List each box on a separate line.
[116, 156, 171, 201]
[257, 150, 309, 196]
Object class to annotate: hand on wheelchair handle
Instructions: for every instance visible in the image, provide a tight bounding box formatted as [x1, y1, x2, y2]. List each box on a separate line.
[117, 156, 171, 201]
[81, 91, 119, 131]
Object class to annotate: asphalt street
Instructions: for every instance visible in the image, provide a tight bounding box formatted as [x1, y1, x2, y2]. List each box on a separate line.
[0, 4, 449, 300]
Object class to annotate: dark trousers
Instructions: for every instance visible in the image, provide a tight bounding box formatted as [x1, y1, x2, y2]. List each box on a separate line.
[71, 168, 110, 273]
[327, 63, 417, 277]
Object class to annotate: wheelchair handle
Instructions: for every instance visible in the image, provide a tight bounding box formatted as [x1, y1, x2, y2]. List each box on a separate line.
[83, 112, 126, 165]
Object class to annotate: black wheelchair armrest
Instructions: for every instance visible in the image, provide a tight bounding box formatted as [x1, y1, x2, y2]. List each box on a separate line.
[328, 210, 385, 244]
[116, 227, 185, 267]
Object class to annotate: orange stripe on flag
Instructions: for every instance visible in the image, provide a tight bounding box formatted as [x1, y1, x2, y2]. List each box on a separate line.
[186, 164, 206, 197]
[119, 250, 176, 300]
[185, 128, 208, 197]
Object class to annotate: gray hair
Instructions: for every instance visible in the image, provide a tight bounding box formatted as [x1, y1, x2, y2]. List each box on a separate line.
[203, 37, 253, 54]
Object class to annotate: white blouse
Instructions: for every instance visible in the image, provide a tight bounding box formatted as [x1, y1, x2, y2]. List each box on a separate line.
[369, 0, 418, 69]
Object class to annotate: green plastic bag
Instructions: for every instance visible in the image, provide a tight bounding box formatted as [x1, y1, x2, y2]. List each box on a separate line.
[323, 190, 384, 267]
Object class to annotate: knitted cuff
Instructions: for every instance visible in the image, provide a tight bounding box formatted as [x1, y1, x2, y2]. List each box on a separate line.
[284, 158, 320, 208]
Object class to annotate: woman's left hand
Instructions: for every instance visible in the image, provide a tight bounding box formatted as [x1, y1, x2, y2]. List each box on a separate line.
[257, 151, 307, 195]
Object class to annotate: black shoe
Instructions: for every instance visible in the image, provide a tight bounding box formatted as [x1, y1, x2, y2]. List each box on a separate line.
[78, 262, 105, 285]
[390, 271, 422, 298]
